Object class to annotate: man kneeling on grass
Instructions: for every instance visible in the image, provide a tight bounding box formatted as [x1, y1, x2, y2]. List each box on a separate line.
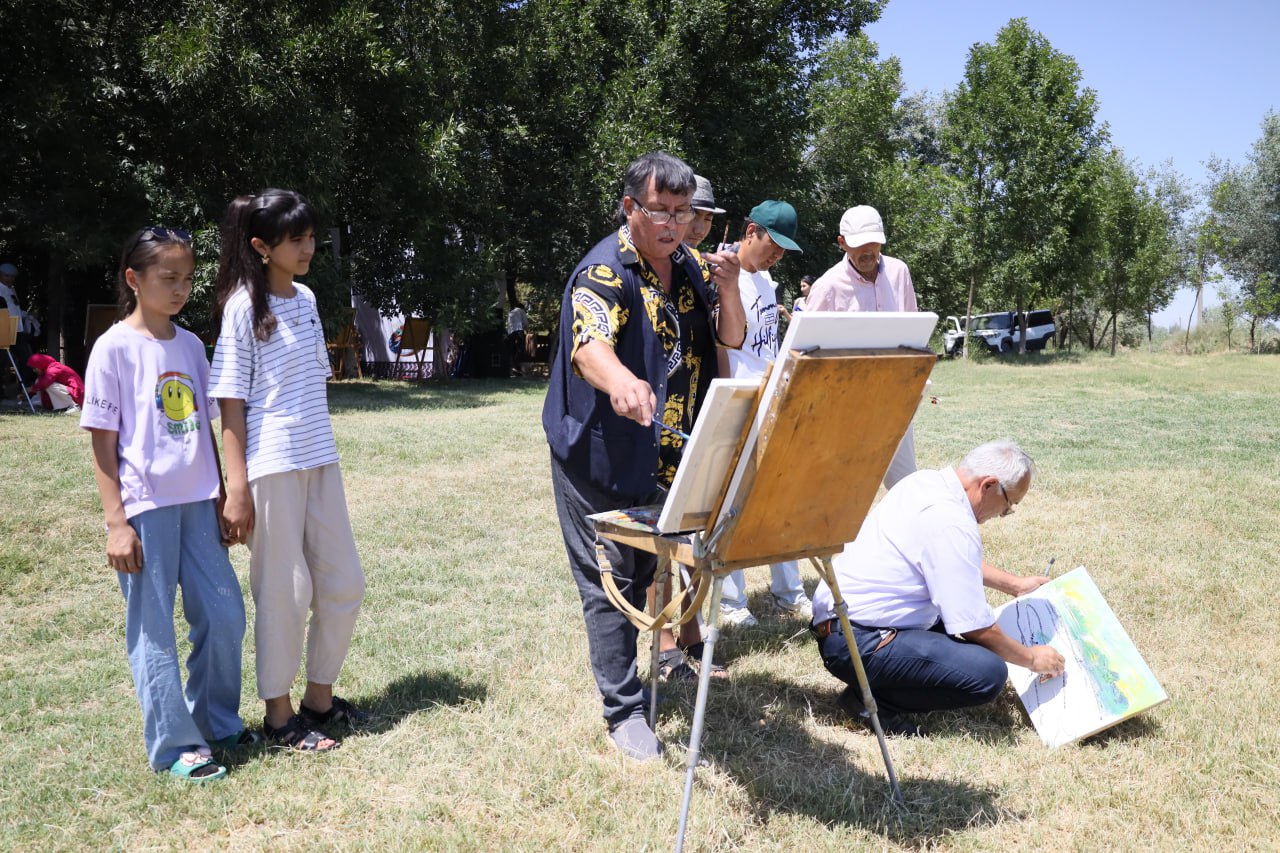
[810, 440, 1065, 736]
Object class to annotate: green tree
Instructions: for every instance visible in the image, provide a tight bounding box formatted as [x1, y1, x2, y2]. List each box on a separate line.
[1209, 112, 1280, 350]
[943, 18, 1106, 352]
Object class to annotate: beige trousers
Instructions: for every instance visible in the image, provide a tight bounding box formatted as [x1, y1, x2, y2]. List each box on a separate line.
[248, 463, 365, 700]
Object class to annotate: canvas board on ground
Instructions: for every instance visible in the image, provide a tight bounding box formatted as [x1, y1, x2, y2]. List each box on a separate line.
[994, 566, 1168, 747]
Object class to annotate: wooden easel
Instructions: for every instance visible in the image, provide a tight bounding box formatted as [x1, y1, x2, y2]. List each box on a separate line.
[592, 345, 936, 851]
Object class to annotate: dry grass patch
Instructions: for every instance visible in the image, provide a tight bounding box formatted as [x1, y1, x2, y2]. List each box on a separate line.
[2, 357, 1278, 850]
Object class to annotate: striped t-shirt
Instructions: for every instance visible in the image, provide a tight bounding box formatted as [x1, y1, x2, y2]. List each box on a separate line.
[209, 282, 339, 481]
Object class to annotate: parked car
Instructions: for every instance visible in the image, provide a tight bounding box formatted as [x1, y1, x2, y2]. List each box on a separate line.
[943, 310, 1056, 356]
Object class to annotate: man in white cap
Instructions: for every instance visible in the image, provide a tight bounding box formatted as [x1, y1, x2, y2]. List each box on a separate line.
[806, 205, 919, 488]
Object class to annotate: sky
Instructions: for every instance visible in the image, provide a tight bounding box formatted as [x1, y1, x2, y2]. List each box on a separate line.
[863, 0, 1280, 327]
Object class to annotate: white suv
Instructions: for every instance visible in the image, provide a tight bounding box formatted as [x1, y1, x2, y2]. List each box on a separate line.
[943, 310, 1055, 356]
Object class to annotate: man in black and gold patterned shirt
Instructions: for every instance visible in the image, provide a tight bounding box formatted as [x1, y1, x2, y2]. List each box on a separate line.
[543, 152, 744, 760]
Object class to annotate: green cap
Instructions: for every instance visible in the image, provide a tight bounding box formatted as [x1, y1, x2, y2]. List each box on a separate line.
[747, 200, 801, 253]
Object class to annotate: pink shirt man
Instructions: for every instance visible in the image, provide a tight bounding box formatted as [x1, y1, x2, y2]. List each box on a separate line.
[807, 205, 920, 489]
[807, 253, 917, 313]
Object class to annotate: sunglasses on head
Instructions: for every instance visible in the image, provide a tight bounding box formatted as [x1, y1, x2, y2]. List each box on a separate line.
[124, 225, 192, 265]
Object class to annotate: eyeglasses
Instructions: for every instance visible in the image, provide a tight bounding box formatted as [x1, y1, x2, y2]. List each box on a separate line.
[997, 482, 1016, 517]
[124, 226, 192, 265]
[630, 200, 696, 226]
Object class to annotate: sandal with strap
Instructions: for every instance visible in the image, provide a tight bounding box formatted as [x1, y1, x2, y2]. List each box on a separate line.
[164, 750, 227, 783]
[263, 714, 340, 752]
[657, 647, 698, 682]
[209, 728, 264, 751]
[298, 695, 369, 729]
[679, 642, 729, 680]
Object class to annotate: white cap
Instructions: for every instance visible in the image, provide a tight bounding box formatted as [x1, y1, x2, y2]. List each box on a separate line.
[839, 205, 886, 248]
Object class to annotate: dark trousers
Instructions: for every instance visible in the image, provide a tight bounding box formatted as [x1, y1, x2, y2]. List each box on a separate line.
[549, 452, 657, 727]
[817, 619, 1007, 716]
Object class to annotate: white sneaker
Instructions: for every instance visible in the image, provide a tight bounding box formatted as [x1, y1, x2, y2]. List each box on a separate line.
[62, 404, 81, 414]
[772, 595, 813, 620]
[718, 606, 758, 628]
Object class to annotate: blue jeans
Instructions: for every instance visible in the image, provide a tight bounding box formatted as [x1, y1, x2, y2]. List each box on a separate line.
[719, 560, 807, 610]
[549, 453, 658, 727]
[119, 500, 247, 770]
[816, 619, 1007, 716]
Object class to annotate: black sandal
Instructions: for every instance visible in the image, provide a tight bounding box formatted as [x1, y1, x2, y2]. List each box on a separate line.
[263, 714, 340, 752]
[679, 642, 729, 679]
[656, 647, 698, 682]
[298, 695, 369, 728]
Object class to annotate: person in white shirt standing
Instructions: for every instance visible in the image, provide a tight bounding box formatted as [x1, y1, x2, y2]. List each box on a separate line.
[717, 200, 813, 626]
[807, 205, 920, 489]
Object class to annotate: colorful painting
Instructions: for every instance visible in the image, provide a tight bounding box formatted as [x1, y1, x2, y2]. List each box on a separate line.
[994, 566, 1168, 748]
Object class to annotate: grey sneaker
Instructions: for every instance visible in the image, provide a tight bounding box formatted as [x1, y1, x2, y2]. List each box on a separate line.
[718, 605, 758, 628]
[608, 716, 663, 761]
[772, 594, 813, 620]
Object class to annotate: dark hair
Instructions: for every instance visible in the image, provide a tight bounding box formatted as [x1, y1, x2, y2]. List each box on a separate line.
[116, 227, 195, 319]
[214, 188, 317, 341]
[622, 152, 696, 203]
[801, 274, 815, 285]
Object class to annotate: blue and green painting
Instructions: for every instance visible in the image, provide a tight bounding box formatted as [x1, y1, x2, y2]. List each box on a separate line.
[995, 566, 1167, 747]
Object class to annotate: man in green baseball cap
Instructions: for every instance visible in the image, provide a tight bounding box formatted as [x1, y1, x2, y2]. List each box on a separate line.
[715, 199, 813, 627]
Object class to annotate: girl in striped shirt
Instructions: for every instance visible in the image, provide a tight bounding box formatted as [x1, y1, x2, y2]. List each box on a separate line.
[211, 189, 366, 753]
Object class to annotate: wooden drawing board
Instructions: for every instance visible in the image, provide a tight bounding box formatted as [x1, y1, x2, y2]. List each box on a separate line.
[710, 347, 936, 565]
[657, 379, 761, 533]
[711, 313, 937, 554]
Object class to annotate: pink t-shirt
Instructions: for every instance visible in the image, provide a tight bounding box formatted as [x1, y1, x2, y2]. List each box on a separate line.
[80, 322, 221, 519]
[807, 254, 918, 314]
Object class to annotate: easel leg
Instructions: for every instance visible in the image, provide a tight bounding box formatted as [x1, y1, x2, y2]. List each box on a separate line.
[7, 351, 35, 413]
[649, 557, 669, 731]
[675, 570, 723, 852]
[811, 556, 905, 804]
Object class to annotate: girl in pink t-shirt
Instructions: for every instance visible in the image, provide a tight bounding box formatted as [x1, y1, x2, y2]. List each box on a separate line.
[81, 227, 255, 783]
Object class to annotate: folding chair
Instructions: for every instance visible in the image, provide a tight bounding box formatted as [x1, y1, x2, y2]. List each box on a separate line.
[396, 317, 433, 380]
[327, 308, 363, 379]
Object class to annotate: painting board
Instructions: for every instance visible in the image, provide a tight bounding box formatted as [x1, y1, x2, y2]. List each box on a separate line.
[994, 566, 1168, 748]
[713, 312, 938, 535]
[657, 378, 760, 533]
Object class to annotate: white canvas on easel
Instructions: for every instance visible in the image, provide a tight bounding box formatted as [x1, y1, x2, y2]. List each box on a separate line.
[713, 312, 938, 531]
[657, 378, 760, 533]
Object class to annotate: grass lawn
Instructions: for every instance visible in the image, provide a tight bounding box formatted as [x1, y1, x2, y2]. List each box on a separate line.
[2, 350, 1277, 850]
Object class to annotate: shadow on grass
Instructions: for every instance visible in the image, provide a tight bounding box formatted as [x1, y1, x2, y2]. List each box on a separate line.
[325, 377, 545, 414]
[361, 668, 489, 732]
[220, 669, 487, 768]
[656, 671, 1009, 844]
[1079, 713, 1162, 746]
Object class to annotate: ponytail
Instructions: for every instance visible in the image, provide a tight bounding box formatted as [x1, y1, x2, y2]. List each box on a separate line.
[213, 188, 317, 341]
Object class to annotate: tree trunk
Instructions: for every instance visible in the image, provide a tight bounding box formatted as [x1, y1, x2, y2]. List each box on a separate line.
[962, 271, 977, 359]
[45, 255, 66, 361]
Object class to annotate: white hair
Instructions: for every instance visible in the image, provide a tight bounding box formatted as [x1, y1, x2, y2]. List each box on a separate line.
[958, 440, 1035, 488]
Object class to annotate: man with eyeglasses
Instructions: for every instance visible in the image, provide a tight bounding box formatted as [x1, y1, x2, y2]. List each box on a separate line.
[543, 151, 745, 761]
[809, 440, 1065, 736]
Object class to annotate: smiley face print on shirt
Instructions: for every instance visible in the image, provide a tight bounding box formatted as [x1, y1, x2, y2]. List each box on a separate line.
[155, 371, 201, 436]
